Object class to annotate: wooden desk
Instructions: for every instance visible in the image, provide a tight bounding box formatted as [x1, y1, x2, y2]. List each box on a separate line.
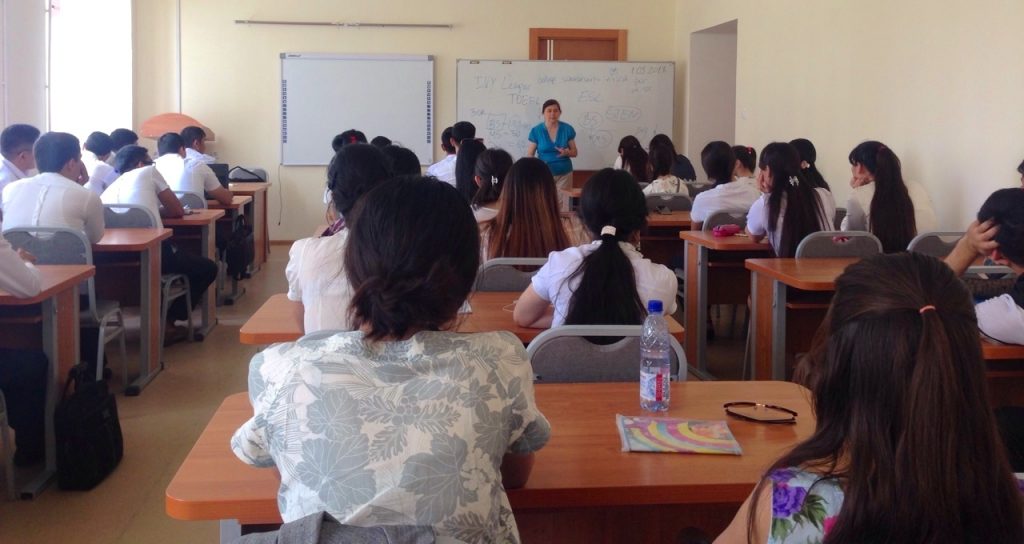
[93, 228, 172, 395]
[746, 258, 854, 380]
[163, 209, 225, 337]
[208, 195, 252, 217]
[646, 210, 691, 229]
[0, 264, 93, 497]
[239, 292, 686, 346]
[229, 183, 271, 270]
[679, 232, 771, 375]
[167, 381, 812, 542]
[642, 211, 692, 268]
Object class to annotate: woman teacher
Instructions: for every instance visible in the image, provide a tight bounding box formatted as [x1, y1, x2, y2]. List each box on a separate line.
[527, 99, 577, 209]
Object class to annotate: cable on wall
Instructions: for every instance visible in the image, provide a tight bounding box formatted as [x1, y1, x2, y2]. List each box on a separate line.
[234, 19, 453, 30]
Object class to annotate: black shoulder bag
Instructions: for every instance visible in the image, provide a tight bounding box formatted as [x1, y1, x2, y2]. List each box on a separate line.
[55, 365, 124, 490]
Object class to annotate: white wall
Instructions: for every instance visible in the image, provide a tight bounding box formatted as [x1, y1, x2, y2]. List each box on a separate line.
[676, 0, 1024, 229]
[134, 0, 679, 241]
[685, 20, 736, 164]
[4, 0, 46, 127]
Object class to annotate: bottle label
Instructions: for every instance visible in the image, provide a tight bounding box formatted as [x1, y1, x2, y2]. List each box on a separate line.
[640, 370, 668, 402]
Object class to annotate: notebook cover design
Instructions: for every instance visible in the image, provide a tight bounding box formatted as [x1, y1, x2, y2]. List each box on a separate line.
[616, 414, 742, 455]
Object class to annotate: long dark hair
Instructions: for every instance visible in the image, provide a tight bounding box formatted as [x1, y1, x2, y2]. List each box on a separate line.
[455, 139, 486, 203]
[790, 138, 831, 190]
[471, 148, 513, 208]
[748, 252, 1024, 543]
[700, 141, 735, 185]
[760, 142, 829, 258]
[848, 140, 916, 252]
[564, 169, 647, 325]
[327, 143, 392, 217]
[617, 135, 649, 181]
[344, 177, 479, 341]
[649, 144, 676, 179]
[650, 134, 697, 181]
[487, 157, 571, 259]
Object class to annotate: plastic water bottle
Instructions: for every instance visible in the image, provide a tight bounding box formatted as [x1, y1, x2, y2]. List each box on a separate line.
[640, 299, 671, 411]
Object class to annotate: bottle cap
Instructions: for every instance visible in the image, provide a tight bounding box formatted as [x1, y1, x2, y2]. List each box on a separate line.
[647, 300, 663, 314]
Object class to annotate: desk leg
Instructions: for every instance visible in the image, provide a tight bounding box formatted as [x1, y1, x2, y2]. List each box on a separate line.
[683, 241, 699, 367]
[21, 287, 79, 497]
[223, 209, 246, 305]
[195, 222, 217, 338]
[126, 245, 162, 396]
[770, 279, 788, 380]
[220, 520, 241, 544]
[751, 272, 774, 381]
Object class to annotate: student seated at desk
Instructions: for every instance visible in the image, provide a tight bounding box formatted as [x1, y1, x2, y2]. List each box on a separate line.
[648, 133, 697, 182]
[746, 142, 834, 258]
[0, 235, 46, 466]
[716, 253, 1024, 544]
[688, 144, 760, 228]
[455, 138, 486, 203]
[233, 177, 549, 543]
[0, 124, 40, 197]
[286, 144, 392, 332]
[842, 140, 937, 252]
[82, 131, 118, 196]
[425, 126, 457, 186]
[104, 145, 217, 342]
[614, 135, 650, 182]
[180, 125, 215, 165]
[642, 144, 688, 195]
[153, 132, 232, 206]
[108, 128, 139, 161]
[470, 148, 513, 224]
[514, 168, 677, 328]
[480, 157, 579, 261]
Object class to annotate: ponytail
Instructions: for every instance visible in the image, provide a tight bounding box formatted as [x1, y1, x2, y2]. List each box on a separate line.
[849, 141, 915, 252]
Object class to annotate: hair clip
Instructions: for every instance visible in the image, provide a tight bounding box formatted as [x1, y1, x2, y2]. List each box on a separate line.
[600, 225, 617, 237]
[490, 175, 498, 186]
[788, 176, 799, 186]
[919, 304, 936, 314]
[800, 161, 810, 170]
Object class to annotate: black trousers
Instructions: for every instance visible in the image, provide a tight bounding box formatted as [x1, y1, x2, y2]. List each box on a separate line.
[0, 348, 47, 460]
[161, 241, 218, 323]
[995, 407, 1024, 472]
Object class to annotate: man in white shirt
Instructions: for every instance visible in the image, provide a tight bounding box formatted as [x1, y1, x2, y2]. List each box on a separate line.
[0, 124, 41, 200]
[425, 126, 457, 186]
[153, 132, 233, 206]
[82, 131, 119, 196]
[0, 235, 46, 466]
[181, 125, 216, 164]
[106, 145, 217, 342]
[1, 132, 105, 243]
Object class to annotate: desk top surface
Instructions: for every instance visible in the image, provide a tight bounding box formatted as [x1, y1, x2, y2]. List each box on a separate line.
[228, 182, 271, 194]
[745, 258, 857, 291]
[0, 264, 94, 305]
[166, 381, 812, 522]
[680, 230, 772, 251]
[646, 210, 692, 228]
[240, 292, 684, 345]
[93, 228, 172, 251]
[162, 209, 225, 226]
[208, 195, 253, 210]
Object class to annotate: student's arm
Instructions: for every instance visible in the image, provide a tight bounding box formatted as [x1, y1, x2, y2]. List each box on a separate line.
[714, 483, 771, 544]
[157, 188, 185, 218]
[207, 186, 234, 206]
[500, 452, 535, 489]
[945, 219, 998, 276]
[842, 193, 866, 231]
[745, 195, 767, 243]
[83, 193, 106, 244]
[0, 237, 41, 298]
[513, 285, 553, 328]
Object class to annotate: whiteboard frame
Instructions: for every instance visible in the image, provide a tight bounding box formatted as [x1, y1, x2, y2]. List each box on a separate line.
[280, 53, 434, 166]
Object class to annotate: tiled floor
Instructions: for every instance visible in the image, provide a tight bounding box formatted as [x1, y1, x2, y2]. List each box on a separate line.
[0, 247, 749, 543]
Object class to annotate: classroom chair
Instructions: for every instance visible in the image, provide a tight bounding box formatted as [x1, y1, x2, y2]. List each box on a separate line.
[3, 228, 128, 384]
[833, 208, 847, 230]
[645, 193, 692, 213]
[103, 204, 195, 355]
[907, 231, 964, 258]
[701, 211, 747, 231]
[473, 257, 547, 292]
[174, 191, 207, 210]
[0, 390, 13, 500]
[526, 325, 686, 383]
[795, 231, 882, 258]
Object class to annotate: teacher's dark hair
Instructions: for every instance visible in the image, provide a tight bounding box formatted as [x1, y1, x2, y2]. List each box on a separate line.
[849, 140, 916, 252]
[541, 99, 561, 112]
[345, 177, 480, 341]
[455, 138, 487, 203]
[565, 169, 647, 326]
[327, 143, 392, 217]
[748, 252, 1024, 543]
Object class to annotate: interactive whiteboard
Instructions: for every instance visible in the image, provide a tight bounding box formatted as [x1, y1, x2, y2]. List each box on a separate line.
[456, 60, 674, 170]
[281, 53, 434, 165]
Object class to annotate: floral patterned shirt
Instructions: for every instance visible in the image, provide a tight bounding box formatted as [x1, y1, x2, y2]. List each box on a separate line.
[231, 330, 551, 544]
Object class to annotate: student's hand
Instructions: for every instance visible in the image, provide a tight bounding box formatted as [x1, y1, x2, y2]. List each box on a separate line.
[75, 162, 90, 185]
[850, 175, 871, 188]
[966, 219, 999, 256]
[17, 249, 36, 263]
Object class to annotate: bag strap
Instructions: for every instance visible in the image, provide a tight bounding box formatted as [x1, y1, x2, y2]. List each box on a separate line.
[60, 364, 86, 400]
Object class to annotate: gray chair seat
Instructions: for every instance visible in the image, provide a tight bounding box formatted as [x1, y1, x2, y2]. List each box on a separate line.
[795, 231, 883, 258]
[474, 257, 547, 292]
[526, 325, 687, 383]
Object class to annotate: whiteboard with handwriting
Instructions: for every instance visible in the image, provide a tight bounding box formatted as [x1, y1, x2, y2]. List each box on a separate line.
[456, 60, 674, 170]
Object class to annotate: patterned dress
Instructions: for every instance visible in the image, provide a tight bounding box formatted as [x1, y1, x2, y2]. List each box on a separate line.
[231, 330, 551, 544]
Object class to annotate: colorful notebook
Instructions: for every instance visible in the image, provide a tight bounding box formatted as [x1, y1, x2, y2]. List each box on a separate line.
[616, 414, 742, 455]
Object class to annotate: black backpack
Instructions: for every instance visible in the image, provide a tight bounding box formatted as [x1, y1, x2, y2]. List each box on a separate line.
[55, 365, 123, 490]
[225, 214, 254, 280]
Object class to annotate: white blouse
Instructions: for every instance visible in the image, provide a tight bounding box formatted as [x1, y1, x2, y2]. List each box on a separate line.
[285, 231, 353, 333]
[841, 179, 937, 234]
[690, 177, 761, 223]
[746, 187, 836, 255]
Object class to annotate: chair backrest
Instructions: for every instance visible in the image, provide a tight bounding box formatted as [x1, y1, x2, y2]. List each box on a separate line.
[907, 231, 964, 258]
[174, 191, 207, 209]
[526, 325, 686, 383]
[645, 193, 692, 212]
[833, 208, 847, 230]
[701, 211, 747, 231]
[637, 181, 650, 191]
[474, 257, 547, 292]
[795, 230, 883, 258]
[686, 182, 715, 199]
[103, 204, 158, 228]
[3, 227, 98, 316]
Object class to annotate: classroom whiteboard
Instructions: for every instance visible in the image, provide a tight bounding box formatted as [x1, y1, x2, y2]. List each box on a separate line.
[281, 53, 434, 165]
[456, 60, 674, 170]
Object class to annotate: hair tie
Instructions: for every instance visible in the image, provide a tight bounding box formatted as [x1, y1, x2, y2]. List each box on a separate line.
[747, 146, 753, 153]
[800, 160, 810, 170]
[600, 225, 617, 238]
[788, 176, 799, 187]
[919, 304, 936, 314]
[490, 175, 498, 186]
